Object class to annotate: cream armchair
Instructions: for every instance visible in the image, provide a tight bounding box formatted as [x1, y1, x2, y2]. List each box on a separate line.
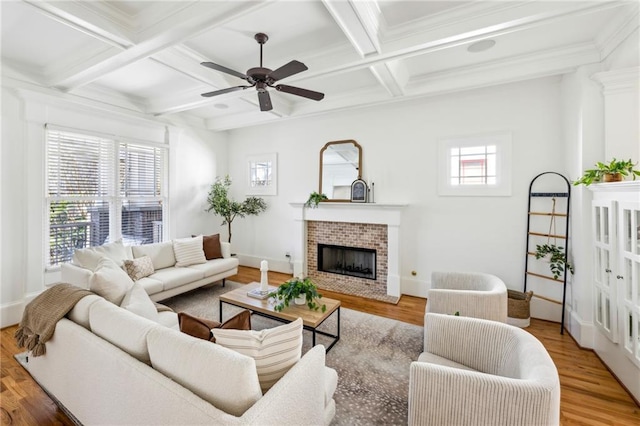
[426, 271, 508, 323]
[409, 313, 560, 426]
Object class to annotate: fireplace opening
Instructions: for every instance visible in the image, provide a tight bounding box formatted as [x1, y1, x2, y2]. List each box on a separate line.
[318, 243, 376, 280]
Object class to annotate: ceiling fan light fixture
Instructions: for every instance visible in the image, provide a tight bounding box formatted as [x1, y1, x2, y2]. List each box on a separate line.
[200, 33, 324, 111]
[467, 39, 496, 53]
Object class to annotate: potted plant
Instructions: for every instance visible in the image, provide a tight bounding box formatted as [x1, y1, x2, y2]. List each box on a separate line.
[305, 191, 328, 208]
[534, 244, 574, 280]
[206, 175, 267, 243]
[269, 277, 327, 312]
[573, 158, 640, 186]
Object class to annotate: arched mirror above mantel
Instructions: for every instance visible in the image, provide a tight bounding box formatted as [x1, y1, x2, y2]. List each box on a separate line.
[319, 140, 362, 201]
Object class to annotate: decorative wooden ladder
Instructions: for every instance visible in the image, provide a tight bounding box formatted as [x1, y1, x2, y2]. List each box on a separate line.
[524, 172, 571, 333]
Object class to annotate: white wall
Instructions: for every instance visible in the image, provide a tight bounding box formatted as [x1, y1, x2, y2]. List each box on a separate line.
[226, 77, 566, 298]
[0, 87, 226, 327]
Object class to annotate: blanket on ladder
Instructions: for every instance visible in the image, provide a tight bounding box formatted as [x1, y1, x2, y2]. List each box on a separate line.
[15, 283, 94, 357]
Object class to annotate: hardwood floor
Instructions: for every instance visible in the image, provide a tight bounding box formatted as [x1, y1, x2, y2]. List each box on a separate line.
[1, 266, 638, 425]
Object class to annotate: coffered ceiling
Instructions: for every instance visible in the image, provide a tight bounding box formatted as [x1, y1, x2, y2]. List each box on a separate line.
[2, 1, 637, 131]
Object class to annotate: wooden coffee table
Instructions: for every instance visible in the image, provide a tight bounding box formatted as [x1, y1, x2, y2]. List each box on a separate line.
[219, 282, 341, 352]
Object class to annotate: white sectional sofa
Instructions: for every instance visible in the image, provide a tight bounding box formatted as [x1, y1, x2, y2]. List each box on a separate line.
[25, 294, 338, 425]
[62, 238, 239, 301]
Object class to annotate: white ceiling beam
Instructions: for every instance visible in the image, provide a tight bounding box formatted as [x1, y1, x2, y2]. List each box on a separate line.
[205, 41, 602, 132]
[321, 0, 406, 97]
[49, 1, 273, 91]
[23, 0, 134, 48]
[368, 63, 406, 97]
[321, 0, 379, 57]
[301, 1, 625, 83]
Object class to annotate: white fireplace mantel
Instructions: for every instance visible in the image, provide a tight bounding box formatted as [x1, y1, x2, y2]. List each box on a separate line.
[290, 202, 407, 298]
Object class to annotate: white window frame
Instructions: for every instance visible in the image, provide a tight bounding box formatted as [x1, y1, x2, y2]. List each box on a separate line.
[246, 153, 277, 195]
[45, 125, 169, 269]
[438, 131, 512, 197]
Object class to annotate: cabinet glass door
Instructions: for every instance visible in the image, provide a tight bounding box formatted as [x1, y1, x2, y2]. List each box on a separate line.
[619, 201, 640, 366]
[593, 200, 617, 342]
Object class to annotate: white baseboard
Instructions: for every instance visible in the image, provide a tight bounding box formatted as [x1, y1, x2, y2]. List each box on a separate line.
[1, 300, 24, 328]
[1, 291, 47, 328]
[237, 254, 294, 276]
[400, 277, 428, 298]
[569, 310, 594, 349]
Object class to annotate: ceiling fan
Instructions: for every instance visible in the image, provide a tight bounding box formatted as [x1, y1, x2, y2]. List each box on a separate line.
[200, 33, 324, 112]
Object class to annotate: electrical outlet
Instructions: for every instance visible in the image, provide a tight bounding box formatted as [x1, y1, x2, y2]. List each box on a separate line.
[285, 252, 291, 258]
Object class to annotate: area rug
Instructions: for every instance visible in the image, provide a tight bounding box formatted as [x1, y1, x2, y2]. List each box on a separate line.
[162, 282, 424, 426]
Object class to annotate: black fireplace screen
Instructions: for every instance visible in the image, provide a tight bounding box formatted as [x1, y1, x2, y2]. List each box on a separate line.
[318, 243, 376, 280]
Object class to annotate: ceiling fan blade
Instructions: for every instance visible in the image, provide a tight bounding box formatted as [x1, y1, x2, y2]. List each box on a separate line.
[201, 85, 249, 97]
[268, 60, 308, 82]
[275, 84, 324, 101]
[258, 91, 273, 111]
[201, 61, 249, 81]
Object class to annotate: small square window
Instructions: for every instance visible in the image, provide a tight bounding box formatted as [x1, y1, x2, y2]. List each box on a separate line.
[438, 132, 511, 196]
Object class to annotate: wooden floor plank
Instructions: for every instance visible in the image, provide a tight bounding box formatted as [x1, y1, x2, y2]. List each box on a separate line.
[1, 265, 638, 425]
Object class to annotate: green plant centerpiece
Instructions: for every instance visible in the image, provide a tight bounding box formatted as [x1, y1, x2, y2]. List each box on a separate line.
[305, 191, 328, 208]
[206, 175, 267, 243]
[269, 277, 327, 312]
[534, 244, 574, 280]
[573, 158, 640, 186]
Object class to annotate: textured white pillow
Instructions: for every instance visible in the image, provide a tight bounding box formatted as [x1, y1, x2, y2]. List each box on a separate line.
[89, 257, 135, 305]
[123, 256, 155, 281]
[212, 318, 303, 393]
[173, 236, 206, 267]
[120, 282, 158, 322]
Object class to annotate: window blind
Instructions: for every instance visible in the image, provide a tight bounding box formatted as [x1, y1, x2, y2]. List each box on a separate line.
[45, 127, 168, 267]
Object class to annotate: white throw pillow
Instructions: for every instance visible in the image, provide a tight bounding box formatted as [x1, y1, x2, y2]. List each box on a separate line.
[120, 282, 158, 322]
[72, 248, 106, 271]
[123, 256, 155, 281]
[89, 257, 135, 305]
[92, 239, 131, 267]
[212, 318, 303, 393]
[173, 236, 206, 267]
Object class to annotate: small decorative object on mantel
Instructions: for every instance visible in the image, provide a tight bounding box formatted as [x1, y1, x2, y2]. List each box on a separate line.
[305, 191, 328, 208]
[573, 158, 640, 186]
[269, 277, 327, 312]
[351, 179, 367, 203]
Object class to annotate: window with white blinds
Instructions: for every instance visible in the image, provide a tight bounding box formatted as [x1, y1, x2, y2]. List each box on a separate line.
[46, 127, 168, 267]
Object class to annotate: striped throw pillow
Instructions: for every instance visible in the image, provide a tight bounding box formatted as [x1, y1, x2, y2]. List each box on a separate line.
[173, 236, 206, 267]
[212, 318, 303, 393]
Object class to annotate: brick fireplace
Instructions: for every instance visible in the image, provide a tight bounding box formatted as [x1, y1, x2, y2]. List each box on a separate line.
[308, 221, 388, 298]
[290, 202, 406, 299]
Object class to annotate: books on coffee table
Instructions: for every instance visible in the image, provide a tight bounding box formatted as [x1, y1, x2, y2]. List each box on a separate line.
[247, 288, 271, 300]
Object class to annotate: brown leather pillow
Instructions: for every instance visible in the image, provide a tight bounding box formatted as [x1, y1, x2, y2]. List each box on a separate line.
[178, 310, 252, 342]
[178, 312, 221, 341]
[202, 234, 223, 260]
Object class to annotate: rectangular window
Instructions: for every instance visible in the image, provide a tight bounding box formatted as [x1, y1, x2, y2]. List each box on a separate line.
[46, 126, 168, 267]
[438, 132, 511, 196]
[246, 153, 277, 195]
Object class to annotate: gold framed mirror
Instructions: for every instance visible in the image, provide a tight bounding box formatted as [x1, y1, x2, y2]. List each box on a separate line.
[319, 140, 362, 201]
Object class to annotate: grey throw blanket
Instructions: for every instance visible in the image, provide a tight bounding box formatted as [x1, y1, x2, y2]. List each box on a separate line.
[15, 283, 93, 357]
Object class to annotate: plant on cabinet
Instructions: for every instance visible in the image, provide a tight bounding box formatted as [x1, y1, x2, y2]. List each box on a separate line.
[573, 158, 640, 186]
